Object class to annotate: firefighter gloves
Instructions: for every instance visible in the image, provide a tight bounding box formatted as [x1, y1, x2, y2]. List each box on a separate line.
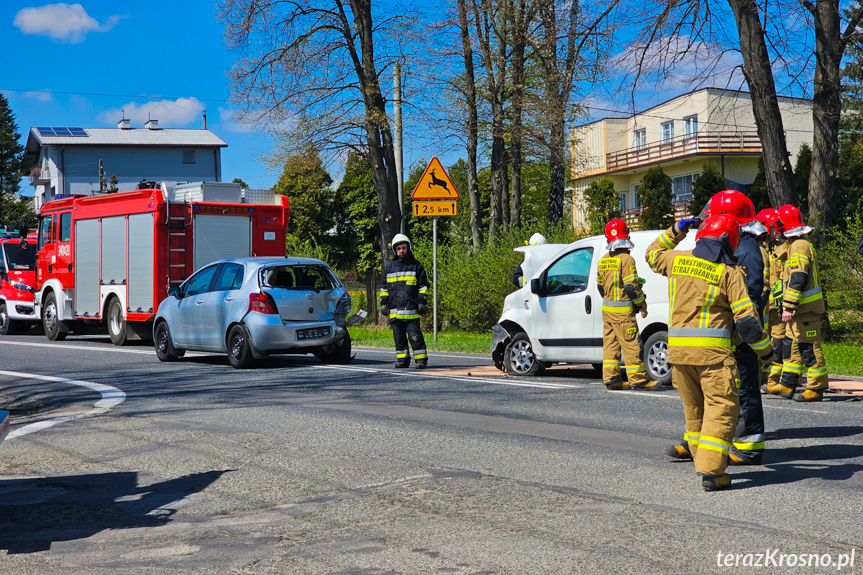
[676, 218, 701, 233]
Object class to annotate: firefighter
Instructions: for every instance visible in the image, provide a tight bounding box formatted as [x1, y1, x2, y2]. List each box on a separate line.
[701, 191, 769, 465]
[596, 219, 656, 390]
[757, 208, 790, 396]
[774, 205, 828, 402]
[647, 215, 773, 491]
[513, 233, 547, 287]
[380, 234, 429, 369]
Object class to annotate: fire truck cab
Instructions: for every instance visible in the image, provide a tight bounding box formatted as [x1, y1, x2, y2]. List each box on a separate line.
[0, 226, 39, 335]
[35, 183, 290, 345]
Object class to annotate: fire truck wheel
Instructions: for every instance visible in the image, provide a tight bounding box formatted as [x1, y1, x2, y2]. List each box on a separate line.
[227, 324, 256, 369]
[107, 298, 127, 346]
[154, 321, 184, 362]
[42, 292, 67, 341]
[0, 302, 20, 335]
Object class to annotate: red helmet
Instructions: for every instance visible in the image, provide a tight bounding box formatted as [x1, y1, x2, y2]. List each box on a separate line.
[695, 213, 741, 251]
[756, 208, 780, 234]
[604, 219, 630, 242]
[705, 190, 757, 223]
[775, 204, 809, 237]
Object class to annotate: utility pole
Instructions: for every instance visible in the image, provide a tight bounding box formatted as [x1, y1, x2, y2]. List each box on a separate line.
[394, 63, 405, 234]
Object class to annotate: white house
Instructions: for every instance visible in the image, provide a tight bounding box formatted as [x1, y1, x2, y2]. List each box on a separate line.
[570, 88, 814, 229]
[21, 119, 228, 209]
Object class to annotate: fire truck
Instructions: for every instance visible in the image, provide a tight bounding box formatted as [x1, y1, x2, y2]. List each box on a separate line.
[0, 225, 39, 335]
[34, 182, 290, 345]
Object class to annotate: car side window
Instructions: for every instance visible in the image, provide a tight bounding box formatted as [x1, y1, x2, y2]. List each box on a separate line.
[38, 215, 53, 249]
[183, 265, 219, 297]
[214, 263, 244, 291]
[59, 212, 71, 242]
[545, 247, 594, 295]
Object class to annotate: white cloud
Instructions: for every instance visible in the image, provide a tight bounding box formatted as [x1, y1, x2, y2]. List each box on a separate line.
[14, 3, 123, 44]
[24, 90, 53, 102]
[99, 98, 205, 127]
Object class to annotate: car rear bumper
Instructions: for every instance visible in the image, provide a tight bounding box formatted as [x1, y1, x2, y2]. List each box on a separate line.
[244, 314, 343, 352]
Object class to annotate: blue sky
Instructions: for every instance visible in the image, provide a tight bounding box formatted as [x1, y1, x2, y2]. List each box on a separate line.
[1, 1, 277, 195]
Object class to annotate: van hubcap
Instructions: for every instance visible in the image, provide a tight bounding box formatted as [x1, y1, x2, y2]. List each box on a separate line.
[648, 340, 670, 378]
[509, 340, 535, 373]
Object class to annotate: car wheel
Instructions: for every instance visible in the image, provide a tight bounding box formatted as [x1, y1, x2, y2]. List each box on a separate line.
[155, 321, 184, 362]
[316, 332, 353, 364]
[227, 324, 255, 369]
[107, 297, 127, 346]
[42, 292, 67, 341]
[644, 331, 672, 386]
[504, 332, 544, 376]
[0, 302, 19, 335]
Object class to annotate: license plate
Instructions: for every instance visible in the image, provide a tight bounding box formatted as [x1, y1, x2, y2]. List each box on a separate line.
[296, 326, 331, 340]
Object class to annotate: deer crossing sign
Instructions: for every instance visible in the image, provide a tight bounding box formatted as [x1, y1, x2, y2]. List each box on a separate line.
[411, 158, 459, 200]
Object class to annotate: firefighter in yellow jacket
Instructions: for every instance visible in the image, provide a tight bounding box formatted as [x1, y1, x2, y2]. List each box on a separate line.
[756, 208, 790, 394]
[774, 205, 828, 402]
[647, 215, 773, 491]
[596, 219, 657, 390]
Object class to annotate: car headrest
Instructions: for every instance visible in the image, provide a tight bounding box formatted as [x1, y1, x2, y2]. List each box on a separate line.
[274, 270, 293, 288]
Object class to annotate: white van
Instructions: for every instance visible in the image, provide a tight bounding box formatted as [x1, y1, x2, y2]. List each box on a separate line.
[490, 230, 695, 384]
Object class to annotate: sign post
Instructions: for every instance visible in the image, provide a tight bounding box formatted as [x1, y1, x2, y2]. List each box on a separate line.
[411, 157, 459, 341]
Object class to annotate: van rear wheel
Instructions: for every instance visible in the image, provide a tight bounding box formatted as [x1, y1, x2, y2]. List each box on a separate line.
[644, 331, 672, 386]
[504, 332, 544, 376]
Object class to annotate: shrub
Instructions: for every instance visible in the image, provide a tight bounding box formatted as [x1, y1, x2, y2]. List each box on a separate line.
[819, 214, 863, 341]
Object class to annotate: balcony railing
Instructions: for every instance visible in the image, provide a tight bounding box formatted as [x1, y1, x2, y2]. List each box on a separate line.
[622, 200, 695, 230]
[29, 166, 50, 184]
[602, 131, 762, 174]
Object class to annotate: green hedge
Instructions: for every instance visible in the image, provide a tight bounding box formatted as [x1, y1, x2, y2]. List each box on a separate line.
[819, 214, 863, 341]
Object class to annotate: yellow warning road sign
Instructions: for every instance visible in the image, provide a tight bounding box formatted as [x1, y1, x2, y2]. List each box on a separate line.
[413, 200, 457, 217]
[411, 157, 459, 200]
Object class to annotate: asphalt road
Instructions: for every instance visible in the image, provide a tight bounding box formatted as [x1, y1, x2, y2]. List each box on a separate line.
[1, 333, 862, 575]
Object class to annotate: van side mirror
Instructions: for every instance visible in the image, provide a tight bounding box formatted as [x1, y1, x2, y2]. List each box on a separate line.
[530, 277, 544, 296]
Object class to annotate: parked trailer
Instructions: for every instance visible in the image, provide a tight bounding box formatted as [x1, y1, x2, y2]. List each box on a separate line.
[34, 185, 290, 345]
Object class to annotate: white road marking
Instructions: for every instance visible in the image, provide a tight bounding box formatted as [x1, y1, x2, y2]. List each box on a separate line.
[315, 363, 570, 389]
[0, 370, 126, 440]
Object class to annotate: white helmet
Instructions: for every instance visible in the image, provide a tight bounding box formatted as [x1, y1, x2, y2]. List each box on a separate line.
[391, 233, 411, 250]
[528, 233, 547, 245]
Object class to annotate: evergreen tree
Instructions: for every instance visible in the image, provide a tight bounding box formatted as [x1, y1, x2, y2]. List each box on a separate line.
[232, 177, 249, 189]
[637, 166, 673, 230]
[690, 162, 727, 216]
[750, 157, 769, 210]
[584, 177, 621, 236]
[794, 143, 812, 217]
[841, 40, 863, 143]
[0, 94, 29, 227]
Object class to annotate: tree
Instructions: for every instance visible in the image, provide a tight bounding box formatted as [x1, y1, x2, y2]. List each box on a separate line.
[638, 166, 674, 230]
[219, 0, 406, 268]
[749, 158, 770, 211]
[794, 143, 812, 216]
[0, 94, 30, 228]
[232, 177, 249, 189]
[584, 177, 621, 236]
[690, 162, 727, 216]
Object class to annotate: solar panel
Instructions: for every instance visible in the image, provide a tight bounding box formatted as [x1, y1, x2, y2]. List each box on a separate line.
[52, 127, 72, 136]
[36, 127, 55, 136]
[68, 127, 88, 136]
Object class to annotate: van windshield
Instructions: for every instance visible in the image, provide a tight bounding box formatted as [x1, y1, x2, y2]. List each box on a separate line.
[3, 241, 37, 271]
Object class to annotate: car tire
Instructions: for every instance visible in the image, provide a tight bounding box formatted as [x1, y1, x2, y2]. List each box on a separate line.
[107, 297, 127, 346]
[504, 332, 544, 376]
[42, 292, 67, 341]
[227, 324, 256, 369]
[644, 330, 672, 386]
[0, 302, 19, 335]
[316, 332, 353, 364]
[154, 321, 184, 362]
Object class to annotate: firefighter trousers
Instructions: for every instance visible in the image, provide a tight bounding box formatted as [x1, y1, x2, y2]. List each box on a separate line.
[674, 358, 740, 476]
[733, 343, 765, 461]
[391, 318, 427, 364]
[602, 318, 647, 387]
[781, 313, 828, 392]
[765, 309, 788, 388]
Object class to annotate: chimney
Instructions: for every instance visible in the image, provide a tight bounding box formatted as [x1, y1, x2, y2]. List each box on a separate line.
[117, 118, 131, 129]
[203, 110, 207, 130]
[145, 119, 159, 130]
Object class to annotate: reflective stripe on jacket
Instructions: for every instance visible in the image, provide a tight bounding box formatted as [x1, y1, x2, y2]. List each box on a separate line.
[782, 237, 825, 315]
[380, 254, 429, 320]
[596, 251, 646, 323]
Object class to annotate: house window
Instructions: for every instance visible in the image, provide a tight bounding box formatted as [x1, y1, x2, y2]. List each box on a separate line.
[672, 173, 698, 202]
[631, 183, 642, 208]
[183, 150, 196, 164]
[661, 121, 674, 143]
[619, 193, 627, 212]
[684, 115, 698, 138]
[632, 128, 646, 150]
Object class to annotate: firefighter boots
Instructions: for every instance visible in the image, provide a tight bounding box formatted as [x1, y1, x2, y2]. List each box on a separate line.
[665, 442, 693, 460]
[605, 377, 625, 390]
[395, 358, 411, 369]
[728, 446, 762, 466]
[793, 389, 823, 402]
[702, 473, 732, 492]
[767, 383, 795, 399]
[415, 358, 428, 369]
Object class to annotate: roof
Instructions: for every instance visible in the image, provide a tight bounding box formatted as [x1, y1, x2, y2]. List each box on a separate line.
[22, 126, 228, 170]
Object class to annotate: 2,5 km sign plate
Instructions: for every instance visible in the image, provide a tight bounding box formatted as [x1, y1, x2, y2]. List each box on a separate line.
[413, 201, 457, 217]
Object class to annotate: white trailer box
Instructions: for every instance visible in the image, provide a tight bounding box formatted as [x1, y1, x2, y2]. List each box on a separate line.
[172, 182, 243, 203]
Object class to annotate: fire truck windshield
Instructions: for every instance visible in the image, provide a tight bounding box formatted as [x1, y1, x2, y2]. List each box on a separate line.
[2, 241, 37, 271]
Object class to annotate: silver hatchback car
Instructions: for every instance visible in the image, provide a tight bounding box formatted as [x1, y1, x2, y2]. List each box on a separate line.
[153, 257, 352, 368]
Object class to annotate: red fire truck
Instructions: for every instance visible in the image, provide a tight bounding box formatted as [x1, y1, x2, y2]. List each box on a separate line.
[1, 226, 39, 335]
[35, 183, 289, 345]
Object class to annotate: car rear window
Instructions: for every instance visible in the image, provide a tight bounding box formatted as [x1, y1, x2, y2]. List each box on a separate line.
[3, 241, 37, 271]
[264, 265, 338, 290]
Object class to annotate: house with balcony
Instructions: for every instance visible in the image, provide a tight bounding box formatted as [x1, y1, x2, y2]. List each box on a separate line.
[21, 119, 228, 209]
[569, 87, 813, 229]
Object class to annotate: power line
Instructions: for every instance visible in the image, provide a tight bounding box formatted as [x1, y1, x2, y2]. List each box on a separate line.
[0, 87, 229, 104]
